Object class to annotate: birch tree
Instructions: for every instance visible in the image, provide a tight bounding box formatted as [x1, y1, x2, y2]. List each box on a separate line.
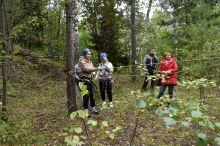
[65, 0, 77, 113]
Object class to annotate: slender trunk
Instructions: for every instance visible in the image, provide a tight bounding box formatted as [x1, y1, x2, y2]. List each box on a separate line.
[199, 61, 206, 100]
[199, 86, 205, 102]
[131, 0, 136, 82]
[66, 1, 77, 113]
[173, 10, 178, 58]
[72, 0, 80, 97]
[2, 57, 8, 121]
[145, 0, 153, 23]
[57, 9, 61, 39]
[1, 0, 9, 121]
[184, 0, 188, 47]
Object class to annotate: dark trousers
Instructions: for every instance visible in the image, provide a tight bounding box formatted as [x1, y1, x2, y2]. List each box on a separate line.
[142, 75, 155, 90]
[99, 79, 112, 102]
[81, 77, 95, 109]
[157, 85, 174, 99]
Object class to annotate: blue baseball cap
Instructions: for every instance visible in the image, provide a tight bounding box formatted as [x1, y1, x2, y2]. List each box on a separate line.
[82, 48, 90, 55]
[100, 53, 107, 58]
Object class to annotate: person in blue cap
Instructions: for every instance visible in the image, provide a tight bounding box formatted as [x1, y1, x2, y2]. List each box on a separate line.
[95, 53, 114, 107]
[80, 48, 104, 117]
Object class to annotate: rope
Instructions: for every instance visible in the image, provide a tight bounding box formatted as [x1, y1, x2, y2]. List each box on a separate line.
[113, 57, 220, 69]
[115, 63, 220, 77]
[45, 57, 220, 80]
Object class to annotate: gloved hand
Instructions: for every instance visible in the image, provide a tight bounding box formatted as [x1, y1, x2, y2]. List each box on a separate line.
[98, 67, 104, 71]
[166, 70, 171, 74]
[163, 70, 171, 75]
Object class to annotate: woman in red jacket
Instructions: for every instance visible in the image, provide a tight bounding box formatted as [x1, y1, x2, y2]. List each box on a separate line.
[157, 52, 178, 103]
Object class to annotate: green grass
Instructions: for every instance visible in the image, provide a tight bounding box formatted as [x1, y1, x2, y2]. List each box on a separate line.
[0, 59, 220, 145]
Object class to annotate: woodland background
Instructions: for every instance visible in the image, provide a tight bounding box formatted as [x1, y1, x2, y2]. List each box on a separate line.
[1, 0, 220, 145]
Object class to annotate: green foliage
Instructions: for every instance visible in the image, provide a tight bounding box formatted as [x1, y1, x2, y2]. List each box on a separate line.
[215, 137, 220, 145]
[136, 99, 146, 108]
[163, 117, 177, 126]
[78, 82, 89, 96]
[9, 0, 51, 49]
[64, 135, 85, 146]
[2, 55, 220, 145]
[65, 110, 122, 145]
[80, 0, 126, 65]
[150, 0, 220, 84]
[179, 78, 217, 99]
[180, 78, 216, 89]
[2, 0, 220, 145]
[196, 138, 207, 146]
[131, 81, 220, 145]
[0, 120, 31, 144]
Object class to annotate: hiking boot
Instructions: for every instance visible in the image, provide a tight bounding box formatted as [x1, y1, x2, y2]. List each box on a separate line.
[102, 101, 106, 106]
[109, 102, 113, 107]
[92, 109, 99, 114]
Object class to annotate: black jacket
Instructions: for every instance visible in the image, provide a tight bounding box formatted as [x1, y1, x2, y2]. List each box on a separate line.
[142, 54, 159, 74]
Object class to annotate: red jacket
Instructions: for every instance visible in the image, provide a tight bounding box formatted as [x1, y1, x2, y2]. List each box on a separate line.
[158, 57, 178, 85]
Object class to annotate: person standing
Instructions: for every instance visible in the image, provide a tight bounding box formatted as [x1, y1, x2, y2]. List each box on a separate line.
[74, 56, 84, 101]
[80, 48, 104, 116]
[95, 53, 114, 107]
[141, 49, 159, 91]
[157, 52, 178, 106]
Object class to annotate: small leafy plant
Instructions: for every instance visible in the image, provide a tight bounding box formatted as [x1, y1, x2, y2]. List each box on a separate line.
[64, 110, 122, 146]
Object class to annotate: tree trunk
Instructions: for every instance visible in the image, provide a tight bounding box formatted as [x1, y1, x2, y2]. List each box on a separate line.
[172, 9, 178, 58]
[145, 0, 153, 23]
[73, 0, 80, 60]
[199, 86, 205, 100]
[1, 0, 9, 121]
[56, 8, 61, 40]
[131, 0, 136, 82]
[65, 1, 77, 113]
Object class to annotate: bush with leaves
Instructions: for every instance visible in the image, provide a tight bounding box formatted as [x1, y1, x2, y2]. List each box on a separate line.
[179, 78, 216, 99]
[0, 120, 31, 145]
[131, 89, 220, 146]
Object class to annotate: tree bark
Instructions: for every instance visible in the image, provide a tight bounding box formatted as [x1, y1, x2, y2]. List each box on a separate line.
[131, 0, 136, 82]
[56, 8, 61, 40]
[66, 1, 77, 113]
[1, 0, 9, 121]
[73, 0, 80, 60]
[146, 0, 153, 23]
[173, 9, 178, 58]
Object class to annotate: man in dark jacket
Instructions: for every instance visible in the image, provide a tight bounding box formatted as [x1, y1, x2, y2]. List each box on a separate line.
[141, 49, 159, 91]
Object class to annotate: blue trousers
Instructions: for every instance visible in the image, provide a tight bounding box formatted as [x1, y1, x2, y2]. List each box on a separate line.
[157, 85, 174, 99]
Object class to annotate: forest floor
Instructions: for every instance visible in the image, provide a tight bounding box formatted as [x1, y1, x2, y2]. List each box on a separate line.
[1, 56, 220, 146]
